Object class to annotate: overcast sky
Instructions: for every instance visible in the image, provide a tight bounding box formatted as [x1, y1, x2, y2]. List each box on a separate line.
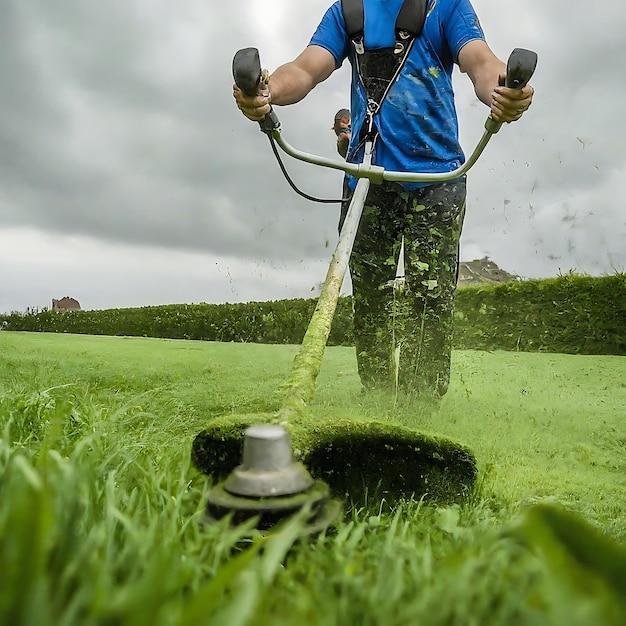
[1, 0, 624, 313]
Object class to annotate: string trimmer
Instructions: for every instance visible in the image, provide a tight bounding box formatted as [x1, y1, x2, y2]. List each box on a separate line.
[192, 47, 537, 532]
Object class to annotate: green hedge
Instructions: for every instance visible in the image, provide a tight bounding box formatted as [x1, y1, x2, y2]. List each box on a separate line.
[453, 273, 626, 355]
[0, 298, 354, 346]
[2, 274, 625, 355]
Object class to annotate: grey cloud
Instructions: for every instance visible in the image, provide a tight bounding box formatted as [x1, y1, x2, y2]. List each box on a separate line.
[0, 0, 340, 263]
[1, 0, 625, 312]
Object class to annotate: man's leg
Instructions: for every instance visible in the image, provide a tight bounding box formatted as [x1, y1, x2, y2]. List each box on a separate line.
[399, 180, 466, 397]
[345, 182, 408, 390]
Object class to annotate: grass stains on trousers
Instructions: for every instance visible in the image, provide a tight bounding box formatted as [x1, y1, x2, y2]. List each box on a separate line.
[340, 179, 466, 398]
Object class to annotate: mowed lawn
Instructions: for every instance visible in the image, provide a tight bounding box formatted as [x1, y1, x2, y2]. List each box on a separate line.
[1, 331, 625, 625]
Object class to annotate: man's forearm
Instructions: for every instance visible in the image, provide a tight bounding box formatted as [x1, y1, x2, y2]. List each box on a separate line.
[458, 40, 505, 107]
[472, 60, 506, 108]
[268, 62, 318, 106]
[267, 45, 337, 106]
[233, 46, 335, 122]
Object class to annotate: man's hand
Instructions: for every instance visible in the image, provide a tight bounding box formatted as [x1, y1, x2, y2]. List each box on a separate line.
[233, 84, 272, 122]
[490, 81, 534, 123]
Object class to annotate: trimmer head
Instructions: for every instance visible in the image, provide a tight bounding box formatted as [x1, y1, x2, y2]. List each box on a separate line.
[195, 414, 477, 513]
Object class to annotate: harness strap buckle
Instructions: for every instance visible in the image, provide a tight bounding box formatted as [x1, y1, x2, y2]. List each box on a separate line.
[394, 42, 405, 55]
[352, 36, 365, 55]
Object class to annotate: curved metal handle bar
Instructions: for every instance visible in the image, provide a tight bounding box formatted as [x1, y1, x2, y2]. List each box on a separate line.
[270, 118, 498, 185]
[251, 47, 535, 185]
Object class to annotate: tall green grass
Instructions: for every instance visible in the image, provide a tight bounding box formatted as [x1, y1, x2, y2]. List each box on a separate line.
[1, 332, 625, 625]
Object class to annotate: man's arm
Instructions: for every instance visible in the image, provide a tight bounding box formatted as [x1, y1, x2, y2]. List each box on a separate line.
[458, 39, 534, 123]
[233, 45, 337, 121]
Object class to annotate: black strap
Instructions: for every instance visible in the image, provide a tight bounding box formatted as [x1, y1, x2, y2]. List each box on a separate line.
[341, 0, 428, 43]
[395, 0, 428, 39]
[341, 0, 429, 154]
[341, 0, 364, 40]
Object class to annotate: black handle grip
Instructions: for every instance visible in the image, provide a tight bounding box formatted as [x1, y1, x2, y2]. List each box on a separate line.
[232, 47, 280, 134]
[233, 47, 262, 97]
[505, 48, 538, 89]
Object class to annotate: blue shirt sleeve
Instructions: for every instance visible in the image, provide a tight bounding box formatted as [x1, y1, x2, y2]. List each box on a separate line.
[440, 0, 485, 62]
[308, 2, 349, 68]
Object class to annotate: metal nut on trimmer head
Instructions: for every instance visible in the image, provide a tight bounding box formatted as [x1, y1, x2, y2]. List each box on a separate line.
[205, 423, 342, 534]
[223, 424, 314, 497]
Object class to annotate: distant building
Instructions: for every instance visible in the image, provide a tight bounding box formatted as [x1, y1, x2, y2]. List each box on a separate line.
[52, 297, 81, 312]
[457, 257, 520, 287]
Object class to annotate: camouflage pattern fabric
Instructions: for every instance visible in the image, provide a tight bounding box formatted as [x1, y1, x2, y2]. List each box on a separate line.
[340, 179, 466, 398]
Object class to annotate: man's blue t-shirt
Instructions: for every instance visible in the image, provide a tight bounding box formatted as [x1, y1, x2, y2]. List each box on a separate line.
[309, 0, 485, 189]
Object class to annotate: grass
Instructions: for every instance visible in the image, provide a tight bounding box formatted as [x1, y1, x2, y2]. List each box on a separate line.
[1, 331, 625, 625]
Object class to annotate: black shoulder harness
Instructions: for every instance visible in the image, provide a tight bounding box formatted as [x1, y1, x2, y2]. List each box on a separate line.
[341, 0, 428, 55]
[340, 0, 428, 144]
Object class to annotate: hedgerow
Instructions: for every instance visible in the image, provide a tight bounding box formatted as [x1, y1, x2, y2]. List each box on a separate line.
[2, 274, 625, 355]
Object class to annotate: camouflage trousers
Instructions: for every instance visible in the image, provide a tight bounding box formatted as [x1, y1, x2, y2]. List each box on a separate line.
[340, 179, 466, 398]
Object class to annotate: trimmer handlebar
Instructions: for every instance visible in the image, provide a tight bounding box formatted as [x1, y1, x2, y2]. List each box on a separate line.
[232, 47, 537, 184]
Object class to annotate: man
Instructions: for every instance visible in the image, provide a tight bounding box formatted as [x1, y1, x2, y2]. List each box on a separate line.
[233, 0, 534, 399]
[332, 108, 352, 158]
